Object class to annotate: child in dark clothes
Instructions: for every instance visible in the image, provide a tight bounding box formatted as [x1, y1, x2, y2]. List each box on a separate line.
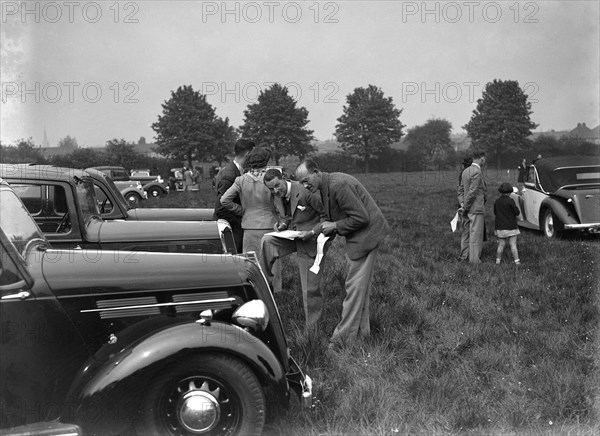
[494, 182, 521, 265]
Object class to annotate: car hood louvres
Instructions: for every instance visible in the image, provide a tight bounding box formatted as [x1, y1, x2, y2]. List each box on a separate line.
[93, 296, 160, 319]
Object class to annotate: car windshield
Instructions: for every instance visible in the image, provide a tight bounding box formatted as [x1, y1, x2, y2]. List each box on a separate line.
[0, 189, 45, 258]
[75, 178, 101, 223]
[551, 166, 600, 190]
[97, 174, 131, 210]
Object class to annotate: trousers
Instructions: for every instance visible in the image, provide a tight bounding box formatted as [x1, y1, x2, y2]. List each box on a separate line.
[330, 248, 378, 345]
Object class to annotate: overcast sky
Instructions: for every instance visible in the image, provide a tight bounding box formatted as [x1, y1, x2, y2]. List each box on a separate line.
[1, 0, 599, 148]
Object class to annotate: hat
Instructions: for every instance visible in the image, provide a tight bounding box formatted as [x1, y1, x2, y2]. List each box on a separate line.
[245, 147, 272, 169]
[498, 182, 513, 194]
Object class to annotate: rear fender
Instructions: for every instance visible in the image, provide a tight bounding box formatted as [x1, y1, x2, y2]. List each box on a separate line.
[65, 321, 288, 434]
[541, 198, 578, 226]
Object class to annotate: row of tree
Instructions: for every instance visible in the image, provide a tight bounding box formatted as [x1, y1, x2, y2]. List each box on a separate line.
[3, 79, 595, 174]
[150, 79, 542, 172]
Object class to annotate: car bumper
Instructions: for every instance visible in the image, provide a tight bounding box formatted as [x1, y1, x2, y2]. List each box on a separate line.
[564, 222, 600, 231]
[286, 356, 313, 408]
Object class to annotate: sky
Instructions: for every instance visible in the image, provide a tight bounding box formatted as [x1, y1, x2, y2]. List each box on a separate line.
[1, 0, 599, 148]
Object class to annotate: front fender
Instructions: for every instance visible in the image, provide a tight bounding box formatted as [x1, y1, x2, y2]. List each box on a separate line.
[541, 197, 578, 226]
[65, 321, 288, 434]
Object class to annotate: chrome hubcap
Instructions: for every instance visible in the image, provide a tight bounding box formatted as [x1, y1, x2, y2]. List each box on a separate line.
[176, 381, 221, 433]
[545, 214, 554, 235]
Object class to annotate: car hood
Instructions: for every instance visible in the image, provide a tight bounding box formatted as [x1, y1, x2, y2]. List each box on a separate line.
[85, 218, 220, 243]
[39, 249, 247, 295]
[554, 187, 600, 224]
[127, 208, 215, 221]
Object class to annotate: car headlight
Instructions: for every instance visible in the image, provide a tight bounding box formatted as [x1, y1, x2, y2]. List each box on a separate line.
[232, 300, 269, 333]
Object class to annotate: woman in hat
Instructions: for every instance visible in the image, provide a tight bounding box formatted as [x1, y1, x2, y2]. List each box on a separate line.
[494, 182, 521, 265]
[220, 146, 278, 252]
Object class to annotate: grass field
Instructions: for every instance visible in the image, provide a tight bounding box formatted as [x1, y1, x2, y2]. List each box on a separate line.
[147, 170, 599, 435]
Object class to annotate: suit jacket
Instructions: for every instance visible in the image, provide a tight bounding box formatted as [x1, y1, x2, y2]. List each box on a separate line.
[220, 170, 277, 230]
[273, 181, 326, 257]
[318, 172, 389, 260]
[458, 164, 487, 214]
[213, 161, 241, 228]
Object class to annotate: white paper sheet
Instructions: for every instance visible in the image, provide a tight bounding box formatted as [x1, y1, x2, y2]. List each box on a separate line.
[309, 234, 330, 274]
[450, 212, 460, 232]
[264, 230, 303, 240]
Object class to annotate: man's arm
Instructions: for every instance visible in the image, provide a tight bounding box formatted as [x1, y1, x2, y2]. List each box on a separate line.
[330, 183, 369, 236]
[220, 178, 244, 216]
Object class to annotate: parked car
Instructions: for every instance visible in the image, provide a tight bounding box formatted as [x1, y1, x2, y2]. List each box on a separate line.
[85, 167, 215, 221]
[0, 164, 235, 254]
[129, 168, 170, 198]
[170, 167, 185, 192]
[90, 166, 168, 204]
[510, 155, 600, 238]
[0, 179, 312, 435]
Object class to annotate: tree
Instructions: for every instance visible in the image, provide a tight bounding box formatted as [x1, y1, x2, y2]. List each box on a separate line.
[0, 138, 45, 163]
[58, 135, 79, 150]
[464, 79, 538, 169]
[211, 117, 237, 166]
[239, 83, 315, 164]
[335, 84, 404, 173]
[405, 118, 456, 169]
[152, 85, 220, 165]
[105, 138, 139, 167]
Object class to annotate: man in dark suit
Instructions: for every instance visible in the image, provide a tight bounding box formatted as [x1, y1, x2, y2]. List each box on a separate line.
[260, 169, 329, 328]
[458, 150, 487, 263]
[295, 159, 390, 349]
[213, 139, 255, 252]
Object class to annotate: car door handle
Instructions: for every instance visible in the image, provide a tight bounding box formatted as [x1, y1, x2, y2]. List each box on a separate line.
[1, 291, 31, 300]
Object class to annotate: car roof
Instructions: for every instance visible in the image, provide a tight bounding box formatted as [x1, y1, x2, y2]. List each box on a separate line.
[535, 155, 600, 192]
[0, 163, 90, 182]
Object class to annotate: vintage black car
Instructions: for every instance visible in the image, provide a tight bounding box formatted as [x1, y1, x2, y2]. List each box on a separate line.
[511, 155, 600, 238]
[91, 166, 169, 203]
[0, 164, 234, 254]
[84, 167, 214, 222]
[0, 180, 312, 435]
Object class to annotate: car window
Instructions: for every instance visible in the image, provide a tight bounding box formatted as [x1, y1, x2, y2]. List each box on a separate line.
[93, 185, 114, 214]
[11, 184, 42, 215]
[112, 169, 130, 181]
[0, 245, 25, 288]
[0, 190, 45, 258]
[75, 179, 100, 224]
[525, 167, 536, 184]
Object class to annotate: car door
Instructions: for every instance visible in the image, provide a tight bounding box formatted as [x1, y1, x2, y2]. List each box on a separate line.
[0, 236, 88, 429]
[521, 166, 547, 228]
[11, 182, 84, 248]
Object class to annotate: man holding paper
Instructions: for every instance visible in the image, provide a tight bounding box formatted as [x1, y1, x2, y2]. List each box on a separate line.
[260, 169, 330, 328]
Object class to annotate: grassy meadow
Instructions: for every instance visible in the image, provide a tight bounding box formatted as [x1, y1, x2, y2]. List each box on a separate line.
[147, 170, 599, 435]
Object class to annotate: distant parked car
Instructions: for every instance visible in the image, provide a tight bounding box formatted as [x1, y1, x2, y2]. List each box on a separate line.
[129, 168, 170, 198]
[85, 167, 215, 221]
[0, 164, 236, 254]
[89, 165, 149, 206]
[510, 155, 600, 238]
[170, 167, 185, 192]
[0, 179, 312, 435]
[91, 166, 169, 203]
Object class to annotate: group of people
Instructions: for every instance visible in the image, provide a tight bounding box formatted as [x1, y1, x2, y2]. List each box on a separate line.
[183, 166, 202, 191]
[457, 151, 521, 265]
[213, 139, 389, 350]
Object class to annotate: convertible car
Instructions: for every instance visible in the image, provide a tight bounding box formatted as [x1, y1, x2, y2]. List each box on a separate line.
[511, 155, 600, 238]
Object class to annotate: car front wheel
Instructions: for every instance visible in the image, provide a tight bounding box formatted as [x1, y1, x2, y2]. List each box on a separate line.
[148, 187, 162, 198]
[542, 208, 563, 238]
[125, 193, 142, 206]
[135, 354, 266, 436]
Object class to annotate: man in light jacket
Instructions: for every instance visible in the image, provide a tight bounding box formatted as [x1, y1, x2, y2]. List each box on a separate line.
[458, 151, 488, 263]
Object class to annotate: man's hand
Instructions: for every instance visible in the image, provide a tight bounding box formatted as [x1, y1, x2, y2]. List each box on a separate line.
[321, 221, 337, 236]
[274, 222, 288, 231]
[298, 230, 316, 241]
